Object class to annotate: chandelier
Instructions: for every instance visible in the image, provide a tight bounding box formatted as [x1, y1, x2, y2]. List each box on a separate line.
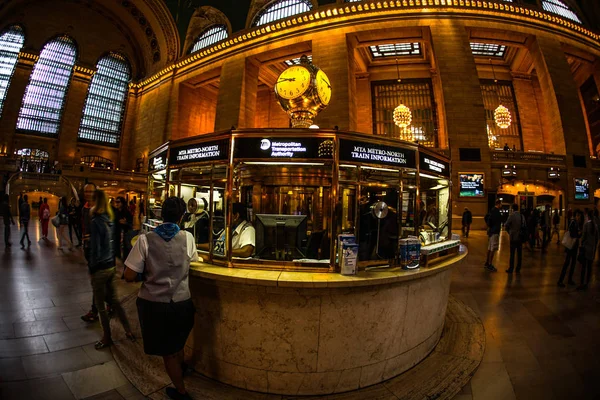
[494, 104, 512, 129]
[487, 124, 499, 149]
[490, 59, 511, 129]
[393, 58, 412, 131]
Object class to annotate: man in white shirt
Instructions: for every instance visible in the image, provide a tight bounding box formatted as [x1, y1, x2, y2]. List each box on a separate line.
[230, 202, 255, 258]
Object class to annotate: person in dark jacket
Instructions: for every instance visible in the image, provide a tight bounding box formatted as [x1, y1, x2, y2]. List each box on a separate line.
[68, 197, 82, 246]
[113, 196, 133, 260]
[58, 196, 72, 251]
[1, 193, 15, 247]
[461, 207, 472, 238]
[19, 194, 31, 248]
[485, 199, 502, 272]
[504, 204, 525, 274]
[577, 209, 598, 291]
[558, 210, 582, 287]
[88, 189, 135, 349]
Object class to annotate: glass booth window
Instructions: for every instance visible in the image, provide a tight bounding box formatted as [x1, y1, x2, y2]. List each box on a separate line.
[418, 173, 450, 246]
[233, 162, 332, 263]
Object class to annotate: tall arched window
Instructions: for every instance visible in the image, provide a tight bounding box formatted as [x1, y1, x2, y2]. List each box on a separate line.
[542, 0, 581, 23]
[252, 0, 312, 27]
[77, 53, 130, 146]
[190, 25, 228, 54]
[16, 35, 77, 137]
[0, 25, 25, 118]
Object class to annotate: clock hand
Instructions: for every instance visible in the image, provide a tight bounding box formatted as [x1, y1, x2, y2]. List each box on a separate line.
[320, 77, 331, 89]
[277, 78, 296, 83]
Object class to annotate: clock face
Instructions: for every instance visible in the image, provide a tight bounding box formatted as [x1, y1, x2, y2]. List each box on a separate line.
[275, 65, 311, 100]
[316, 70, 332, 105]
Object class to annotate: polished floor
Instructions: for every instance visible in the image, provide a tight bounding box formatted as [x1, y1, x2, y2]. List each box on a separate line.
[0, 221, 599, 399]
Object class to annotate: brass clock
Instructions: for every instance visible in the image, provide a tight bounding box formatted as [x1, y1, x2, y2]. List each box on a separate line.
[274, 55, 332, 128]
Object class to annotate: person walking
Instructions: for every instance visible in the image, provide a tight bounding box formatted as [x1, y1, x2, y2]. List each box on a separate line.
[577, 209, 598, 291]
[68, 197, 82, 246]
[57, 197, 72, 251]
[38, 197, 50, 239]
[558, 210, 582, 287]
[461, 207, 472, 238]
[484, 199, 502, 272]
[504, 204, 525, 274]
[113, 196, 133, 260]
[139, 198, 145, 221]
[88, 189, 135, 349]
[124, 197, 198, 400]
[540, 204, 551, 252]
[1, 194, 15, 247]
[551, 209, 560, 244]
[19, 194, 31, 248]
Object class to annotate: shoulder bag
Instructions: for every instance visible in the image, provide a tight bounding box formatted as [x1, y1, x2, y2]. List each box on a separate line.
[561, 221, 577, 250]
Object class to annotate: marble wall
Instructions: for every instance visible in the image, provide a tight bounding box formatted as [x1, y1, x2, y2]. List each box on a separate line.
[187, 268, 452, 395]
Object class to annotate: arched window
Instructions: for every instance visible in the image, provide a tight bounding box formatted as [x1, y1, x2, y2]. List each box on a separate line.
[190, 25, 228, 54]
[542, 0, 581, 23]
[77, 53, 130, 146]
[16, 35, 77, 137]
[252, 0, 312, 27]
[0, 25, 25, 117]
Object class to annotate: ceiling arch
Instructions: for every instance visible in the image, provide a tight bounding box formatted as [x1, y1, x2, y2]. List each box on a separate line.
[183, 6, 232, 56]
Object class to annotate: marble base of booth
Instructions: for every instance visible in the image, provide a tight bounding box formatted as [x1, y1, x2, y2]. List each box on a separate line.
[110, 295, 484, 400]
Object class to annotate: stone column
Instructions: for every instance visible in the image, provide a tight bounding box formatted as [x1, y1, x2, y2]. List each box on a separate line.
[430, 21, 490, 220]
[529, 36, 592, 204]
[214, 55, 259, 131]
[312, 32, 356, 131]
[511, 74, 545, 153]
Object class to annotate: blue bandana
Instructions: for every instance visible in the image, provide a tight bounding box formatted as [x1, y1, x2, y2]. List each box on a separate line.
[154, 222, 180, 242]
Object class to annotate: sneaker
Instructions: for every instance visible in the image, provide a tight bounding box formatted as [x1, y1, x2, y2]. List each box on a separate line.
[485, 264, 497, 272]
[484, 261, 489, 267]
[81, 311, 98, 322]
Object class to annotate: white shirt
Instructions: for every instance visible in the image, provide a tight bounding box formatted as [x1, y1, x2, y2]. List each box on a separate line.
[125, 230, 199, 302]
[232, 220, 255, 250]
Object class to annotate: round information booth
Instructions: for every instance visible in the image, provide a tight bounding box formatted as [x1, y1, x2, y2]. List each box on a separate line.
[145, 128, 463, 395]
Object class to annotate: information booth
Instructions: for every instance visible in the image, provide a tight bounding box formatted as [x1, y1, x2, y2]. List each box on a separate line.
[161, 129, 456, 271]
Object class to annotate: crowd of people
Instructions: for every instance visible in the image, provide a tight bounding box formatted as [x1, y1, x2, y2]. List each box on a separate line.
[478, 199, 597, 291]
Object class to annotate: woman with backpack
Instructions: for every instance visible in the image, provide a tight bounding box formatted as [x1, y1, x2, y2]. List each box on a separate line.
[577, 209, 598, 291]
[38, 198, 50, 239]
[558, 210, 582, 287]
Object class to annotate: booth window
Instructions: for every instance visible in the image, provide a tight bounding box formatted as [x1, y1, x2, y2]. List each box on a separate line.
[0, 25, 25, 118]
[372, 79, 438, 148]
[542, 0, 581, 23]
[190, 25, 228, 54]
[78, 53, 130, 146]
[481, 80, 522, 150]
[16, 35, 77, 137]
[470, 42, 506, 58]
[417, 172, 450, 246]
[252, 0, 312, 27]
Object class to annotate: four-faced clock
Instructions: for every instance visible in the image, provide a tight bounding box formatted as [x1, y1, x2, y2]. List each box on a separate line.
[316, 70, 332, 105]
[275, 65, 311, 100]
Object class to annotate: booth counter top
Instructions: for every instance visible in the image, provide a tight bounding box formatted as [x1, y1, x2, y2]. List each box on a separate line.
[190, 249, 466, 288]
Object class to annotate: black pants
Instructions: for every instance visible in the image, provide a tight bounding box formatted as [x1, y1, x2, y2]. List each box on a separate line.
[68, 222, 81, 245]
[559, 246, 578, 283]
[462, 224, 470, 237]
[542, 227, 550, 249]
[508, 241, 522, 272]
[20, 220, 29, 245]
[3, 221, 10, 245]
[581, 259, 592, 285]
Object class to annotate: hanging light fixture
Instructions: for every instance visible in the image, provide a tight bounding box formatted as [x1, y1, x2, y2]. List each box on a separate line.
[393, 58, 412, 132]
[490, 58, 512, 129]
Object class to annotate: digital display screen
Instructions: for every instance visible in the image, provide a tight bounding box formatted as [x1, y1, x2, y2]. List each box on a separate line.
[234, 137, 333, 159]
[169, 139, 230, 165]
[148, 149, 167, 172]
[574, 178, 589, 200]
[419, 152, 450, 177]
[459, 173, 485, 197]
[338, 139, 416, 168]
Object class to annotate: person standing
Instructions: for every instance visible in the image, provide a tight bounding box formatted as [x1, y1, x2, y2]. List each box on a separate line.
[577, 209, 598, 291]
[113, 196, 133, 260]
[540, 204, 551, 252]
[57, 197, 72, 251]
[504, 204, 525, 274]
[551, 208, 560, 244]
[558, 210, 582, 287]
[461, 207, 472, 238]
[1, 194, 15, 247]
[38, 198, 50, 239]
[19, 194, 31, 248]
[485, 199, 502, 272]
[68, 198, 82, 246]
[89, 189, 135, 349]
[124, 197, 198, 400]
[139, 198, 145, 221]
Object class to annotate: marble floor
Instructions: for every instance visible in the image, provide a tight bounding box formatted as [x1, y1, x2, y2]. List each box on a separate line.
[0, 221, 599, 399]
